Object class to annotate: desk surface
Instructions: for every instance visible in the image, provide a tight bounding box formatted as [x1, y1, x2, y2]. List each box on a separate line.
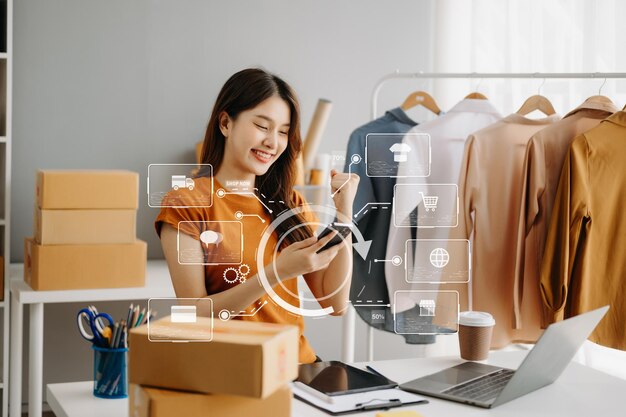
[47, 351, 626, 417]
[10, 260, 175, 304]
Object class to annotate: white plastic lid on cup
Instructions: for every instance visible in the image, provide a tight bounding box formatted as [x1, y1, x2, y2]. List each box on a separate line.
[459, 311, 495, 327]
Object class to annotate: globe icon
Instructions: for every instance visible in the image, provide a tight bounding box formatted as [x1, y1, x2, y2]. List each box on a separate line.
[429, 248, 449, 268]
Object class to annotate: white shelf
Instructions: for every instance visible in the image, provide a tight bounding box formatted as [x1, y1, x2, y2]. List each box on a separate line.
[10, 260, 175, 304]
[48, 382, 126, 417]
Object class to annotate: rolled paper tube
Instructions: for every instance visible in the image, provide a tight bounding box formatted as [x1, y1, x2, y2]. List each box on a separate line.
[302, 99, 333, 171]
[195, 141, 203, 164]
[295, 154, 306, 186]
[309, 169, 324, 186]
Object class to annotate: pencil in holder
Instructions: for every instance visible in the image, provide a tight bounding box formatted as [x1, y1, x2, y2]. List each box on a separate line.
[92, 345, 128, 399]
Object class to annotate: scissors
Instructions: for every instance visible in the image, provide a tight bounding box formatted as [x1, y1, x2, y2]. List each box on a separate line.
[77, 307, 114, 347]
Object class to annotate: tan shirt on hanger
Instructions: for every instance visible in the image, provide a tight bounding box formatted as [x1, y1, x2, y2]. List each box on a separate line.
[514, 97, 617, 331]
[540, 108, 626, 350]
[454, 113, 560, 348]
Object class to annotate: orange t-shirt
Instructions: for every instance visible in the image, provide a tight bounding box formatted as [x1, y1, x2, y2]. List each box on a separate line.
[155, 176, 317, 363]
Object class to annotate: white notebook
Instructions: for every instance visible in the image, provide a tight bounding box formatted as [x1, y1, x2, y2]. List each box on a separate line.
[292, 382, 428, 415]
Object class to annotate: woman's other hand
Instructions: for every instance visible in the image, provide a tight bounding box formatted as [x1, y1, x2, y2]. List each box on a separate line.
[330, 169, 359, 218]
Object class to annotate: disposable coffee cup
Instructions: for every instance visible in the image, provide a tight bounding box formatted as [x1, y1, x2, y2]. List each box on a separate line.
[458, 311, 495, 361]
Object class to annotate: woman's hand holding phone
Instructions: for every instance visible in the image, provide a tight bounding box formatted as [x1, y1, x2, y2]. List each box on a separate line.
[274, 231, 343, 280]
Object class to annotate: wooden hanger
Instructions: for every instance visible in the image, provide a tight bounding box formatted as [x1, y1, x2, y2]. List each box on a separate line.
[516, 95, 556, 116]
[465, 92, 488, 100]
[401, 91, 442, 115]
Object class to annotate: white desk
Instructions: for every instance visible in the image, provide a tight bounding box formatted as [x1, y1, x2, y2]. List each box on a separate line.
[46, 351, 626, 417]
[9, 260, 176, 417]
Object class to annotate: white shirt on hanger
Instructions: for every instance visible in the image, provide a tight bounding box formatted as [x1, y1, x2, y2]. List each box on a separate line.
[386, 98, 502, 313]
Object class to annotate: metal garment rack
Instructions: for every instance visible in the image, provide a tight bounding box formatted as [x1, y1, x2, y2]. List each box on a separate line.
[341, 71, 626, 364]
[371, 71, 626, 119]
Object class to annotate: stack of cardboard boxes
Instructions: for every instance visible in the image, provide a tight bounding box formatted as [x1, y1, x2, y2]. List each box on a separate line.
[129, 316, 298, 417]
[24, 170, 146, 290]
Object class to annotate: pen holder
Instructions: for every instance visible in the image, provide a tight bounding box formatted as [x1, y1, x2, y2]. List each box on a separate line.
[92, 346, 128, 399]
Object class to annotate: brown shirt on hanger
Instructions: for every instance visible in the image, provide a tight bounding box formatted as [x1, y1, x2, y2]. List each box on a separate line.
[454, 113, 559, 348]
[540, 108, 626, 350]
[514, 97, 617, 331]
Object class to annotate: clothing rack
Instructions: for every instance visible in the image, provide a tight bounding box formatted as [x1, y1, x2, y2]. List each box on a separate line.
[342, 71, 626, 364]
[371, 71, 626, 118]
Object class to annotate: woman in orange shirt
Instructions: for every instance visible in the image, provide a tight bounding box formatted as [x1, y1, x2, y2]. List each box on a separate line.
[156, 68, 358, 363]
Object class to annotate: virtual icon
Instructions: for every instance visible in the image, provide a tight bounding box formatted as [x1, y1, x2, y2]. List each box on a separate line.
[218, 309, 231, 321]
[429, 248, 450, 268]
[389, 143, 411, 162]
[171, 175, 195, 191]
[419, 300, 436, 316]
[223, 267, 240, 284]
[170, 305, 197, 323]
[371, 310, 385, 324]
[199, 230, 223, 249]
[420, 191, 439, 212]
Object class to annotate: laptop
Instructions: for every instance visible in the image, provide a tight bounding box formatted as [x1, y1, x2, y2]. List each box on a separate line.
[400, 306, 609, 408]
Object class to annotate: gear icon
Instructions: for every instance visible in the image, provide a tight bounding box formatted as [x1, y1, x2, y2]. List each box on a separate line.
[237, 264, 250, 283]
[238, 264, 250, 277]
[223, 267, 240, 284]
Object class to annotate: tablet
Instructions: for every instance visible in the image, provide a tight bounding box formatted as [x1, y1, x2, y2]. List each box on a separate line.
[296, 361, 397, 396]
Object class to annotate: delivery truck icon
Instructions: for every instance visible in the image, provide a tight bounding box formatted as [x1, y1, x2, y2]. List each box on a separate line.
[171, 175, 195, 191]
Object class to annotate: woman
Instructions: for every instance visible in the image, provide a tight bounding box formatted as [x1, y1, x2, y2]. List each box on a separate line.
[156, 68, 359, 363]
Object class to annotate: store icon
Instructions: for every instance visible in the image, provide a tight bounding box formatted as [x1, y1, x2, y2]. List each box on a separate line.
[419, 300, 436, 316]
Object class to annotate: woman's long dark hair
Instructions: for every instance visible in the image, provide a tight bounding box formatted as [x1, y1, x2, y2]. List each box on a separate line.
[198, 68, 313, 246]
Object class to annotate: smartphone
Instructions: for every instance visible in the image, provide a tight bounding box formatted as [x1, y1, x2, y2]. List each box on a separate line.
[316, 222, 353, 253]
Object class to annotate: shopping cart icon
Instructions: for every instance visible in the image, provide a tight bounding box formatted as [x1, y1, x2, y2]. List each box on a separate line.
[420, 192, 438, 212]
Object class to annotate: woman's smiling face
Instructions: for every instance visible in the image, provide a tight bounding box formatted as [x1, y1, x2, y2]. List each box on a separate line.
[220, 95, 290, 177]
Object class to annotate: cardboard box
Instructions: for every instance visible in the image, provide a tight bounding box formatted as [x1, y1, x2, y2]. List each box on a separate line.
[35, 208, 137, 245]
[36, 170, 139, 209]
[129, 317, 298, 398]
[129, 384, 291, 417]
[24, 238, 146, 290]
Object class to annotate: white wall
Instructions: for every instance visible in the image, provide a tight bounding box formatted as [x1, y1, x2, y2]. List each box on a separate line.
[12, 0, 443, 403]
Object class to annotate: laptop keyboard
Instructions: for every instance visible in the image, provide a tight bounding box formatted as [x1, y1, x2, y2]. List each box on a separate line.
[442, 369, 515, 402]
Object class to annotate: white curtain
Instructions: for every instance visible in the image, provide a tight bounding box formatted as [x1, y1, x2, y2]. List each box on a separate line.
[431, 0, 626, 114]
[430, 0, 626, 373]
